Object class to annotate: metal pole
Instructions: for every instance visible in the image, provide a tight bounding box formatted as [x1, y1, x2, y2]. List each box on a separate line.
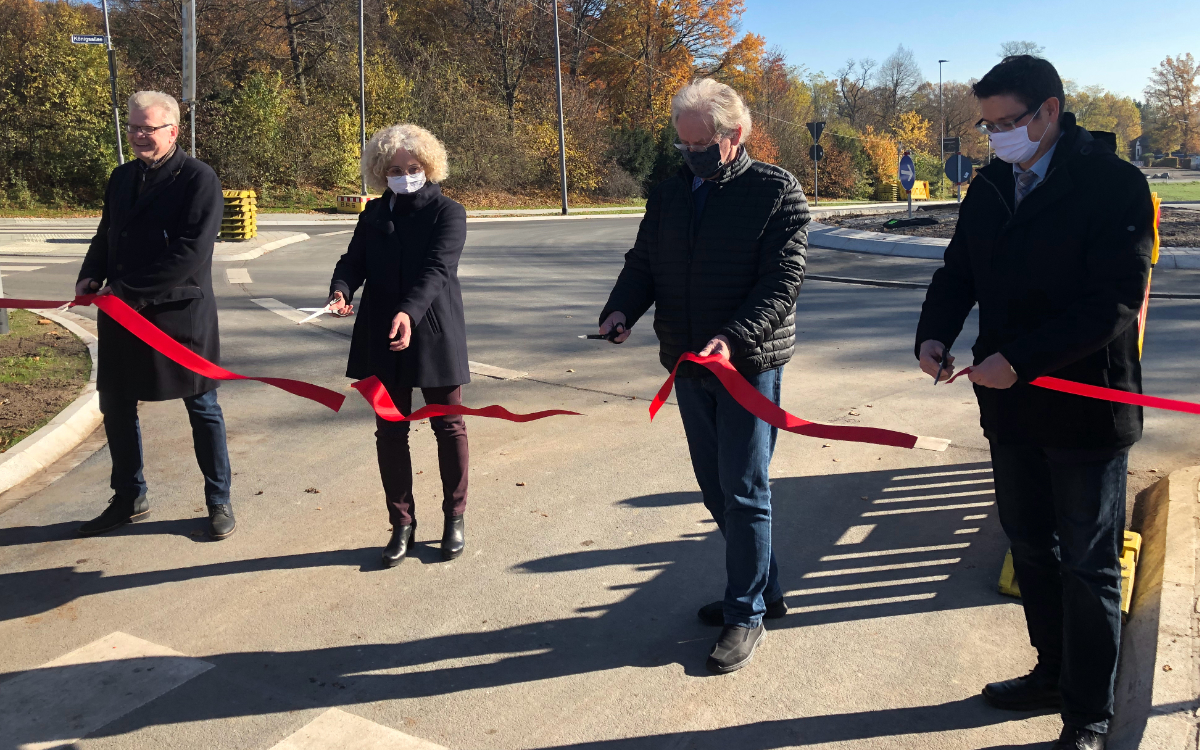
[358, 0, 367, 195]
[938, 60, 946, 199]
[101, 0, 123, 164]
[187, 0, 196, 156]
[814, 154, 818, 207]
[551, 0, 568, 215]
[0, 264, 8, 335]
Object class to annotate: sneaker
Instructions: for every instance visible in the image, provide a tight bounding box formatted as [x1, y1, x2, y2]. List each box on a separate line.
[698, 597, 788, 627]
[78, 494, 149, 536]
[209, 504, 236, 540]
[982, 665, 1062, 711]
[706, 622, 765, 674]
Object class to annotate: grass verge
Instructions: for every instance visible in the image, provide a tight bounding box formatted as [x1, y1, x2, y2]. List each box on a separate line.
[1150, 182, 1200, 202]
[0, 310, 91, 453]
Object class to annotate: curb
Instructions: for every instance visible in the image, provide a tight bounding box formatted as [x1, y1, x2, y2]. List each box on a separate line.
[1111, 466, 1200, 749]
[0, 309, 102, 497]
[213, 232, 310, 262]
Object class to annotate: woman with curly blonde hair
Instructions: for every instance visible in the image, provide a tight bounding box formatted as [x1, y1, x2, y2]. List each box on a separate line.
[325, 123, 470, 567]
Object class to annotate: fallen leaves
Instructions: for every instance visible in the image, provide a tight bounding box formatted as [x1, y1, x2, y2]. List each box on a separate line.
[581, 540, 594, 546]
[516, 482, 526, 487]
[304, 487, 320, 494]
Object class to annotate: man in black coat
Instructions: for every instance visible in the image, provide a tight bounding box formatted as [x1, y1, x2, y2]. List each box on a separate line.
[600, 79, 808, 674]
[916, 57, 1154, 750]
[75, 91, 234, 540]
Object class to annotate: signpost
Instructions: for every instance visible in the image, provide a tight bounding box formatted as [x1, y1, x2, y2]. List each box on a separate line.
[941, 137, 960, 154]
[806, 121, 825, 206]
[73, 16, 123, 165]
[944, 152, 971, 203]
[898, 150, 916, 218]
[181, 0, 196, 156]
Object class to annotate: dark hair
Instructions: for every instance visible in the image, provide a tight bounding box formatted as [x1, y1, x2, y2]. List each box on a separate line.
[972, 55, 1066, 122]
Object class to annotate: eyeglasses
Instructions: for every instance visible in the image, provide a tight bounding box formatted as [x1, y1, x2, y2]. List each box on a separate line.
[674, 134, 725, 153]
[975, 103, 1042, 135]
[126, 123, 175, 137]
[385, 166, 424, 177]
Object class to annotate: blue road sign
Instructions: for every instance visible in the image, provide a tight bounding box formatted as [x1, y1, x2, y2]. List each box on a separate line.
[944, 154, 973, 184]
[70, 34, 107, 44]
[898, 154, 916, 191]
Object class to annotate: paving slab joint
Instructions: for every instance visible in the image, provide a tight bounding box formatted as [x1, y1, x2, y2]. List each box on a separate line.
[0, 308, 102, 499]
[1110, 466, 1200, 749]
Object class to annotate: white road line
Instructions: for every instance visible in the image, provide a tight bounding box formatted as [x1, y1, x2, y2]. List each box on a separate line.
[251, 297, 311, 323]
[872, 489, 994, 504]
[270, 708, 448, 750]
[319, 229, 355, 237]
[863, 501, 995, 517]
[0, 256, 78, 264]
[787, 575, 949, 597]
[802, 558, 961, 578]
[0, 265, 45, 272]
[226, 268, 252, 284]
[892, 468, 993, 481]
[820, 543, 970, 562]
[0, 631, 213, 750]
[834, 524, 876, 545]
[883, 478, 994, 492]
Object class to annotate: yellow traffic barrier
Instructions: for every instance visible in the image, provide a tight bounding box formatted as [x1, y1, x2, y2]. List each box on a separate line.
[336, 194, 377, 214]
[901, 180, 930, 201]
[998, 530, 1142, 618]
[220, 189, 257, 241]
[1137, 192, 1162, 358]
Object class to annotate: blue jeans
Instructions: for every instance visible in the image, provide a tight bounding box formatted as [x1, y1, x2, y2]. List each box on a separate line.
[990, 442, 1128, 733]
[99, 389, 232, 506]
[675, 366, 783, 628]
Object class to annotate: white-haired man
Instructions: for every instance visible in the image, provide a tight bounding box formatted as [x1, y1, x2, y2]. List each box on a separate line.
[599, 78, 809, 673]
[76, 91, 234, 540]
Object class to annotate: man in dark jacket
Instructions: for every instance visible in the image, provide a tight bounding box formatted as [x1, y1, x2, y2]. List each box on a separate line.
[915, 57, 1154, 750]
[75, 91, 234, 540]
[600, 78, 809, 674]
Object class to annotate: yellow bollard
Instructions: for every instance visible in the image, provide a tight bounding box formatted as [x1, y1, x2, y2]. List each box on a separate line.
[998, 530, 1142, 618]
[220, 189, 257, 241]
[336, 194, 378, 214]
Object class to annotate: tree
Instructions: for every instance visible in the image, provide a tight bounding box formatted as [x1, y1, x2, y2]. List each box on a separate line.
[1067, 84, 1142, 159]
[836, 57, 874, 128]
[563, 0, 606, 79]
[1144, 53, 1199, 155]
[462, 0, 547, 124]
[873, 45, 922, 130]
[998, 41, 1044, 58]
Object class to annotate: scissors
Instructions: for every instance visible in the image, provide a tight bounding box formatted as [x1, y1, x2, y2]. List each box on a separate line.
[933, 348, 950, 385]
[579, 323, 626, 343]
[296, 303, 352, 324]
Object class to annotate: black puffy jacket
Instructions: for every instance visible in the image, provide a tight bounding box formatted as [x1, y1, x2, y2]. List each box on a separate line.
[915, 114, 1154, 448]
[601, 147, 809, 375]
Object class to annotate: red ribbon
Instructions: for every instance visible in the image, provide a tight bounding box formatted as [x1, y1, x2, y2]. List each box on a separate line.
[947, 366, 1200, 415]
[652, 353, 943, 450]
[2, 295, 346, 412]
[351, 375, 582, 422]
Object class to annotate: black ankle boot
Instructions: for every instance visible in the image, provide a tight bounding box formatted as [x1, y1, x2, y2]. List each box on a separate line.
[441, 514, 465, 561]
[78, 494, 149, 536]
[382, 523, 415, 568]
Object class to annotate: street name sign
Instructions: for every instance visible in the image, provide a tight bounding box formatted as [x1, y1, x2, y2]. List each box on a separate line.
[70, 34, 107, 44]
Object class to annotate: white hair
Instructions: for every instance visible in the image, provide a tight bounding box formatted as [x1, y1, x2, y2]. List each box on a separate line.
[671, 78, 752, 141]
[361, 123, 450, 191]
[128, 91, 180, 124]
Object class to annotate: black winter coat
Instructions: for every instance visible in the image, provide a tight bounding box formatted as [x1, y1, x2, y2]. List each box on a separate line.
[601, 147, 809, 375]
[330, 183, 471, 389]
[915, 114, 1155, 448]
[78, 147, 225, 401]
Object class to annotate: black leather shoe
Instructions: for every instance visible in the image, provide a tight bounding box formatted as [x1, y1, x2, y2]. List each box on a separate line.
[382, 523, 415, 568]
[1052, 726, 1106, 749]
[78, 494, 149, 536]
[208, 504, 236, 540]
[441, 514, 465, 561]
[706, 622, 765, 674]
[982, 667, 1062, 711]
[698, 597, 787, 627]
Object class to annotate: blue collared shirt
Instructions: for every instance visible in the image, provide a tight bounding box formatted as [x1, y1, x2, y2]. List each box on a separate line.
[1012, 140, 1058, 203]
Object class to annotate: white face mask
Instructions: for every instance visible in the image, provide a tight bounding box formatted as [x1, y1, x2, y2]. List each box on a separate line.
[387, 171, 426, 194]
[988, 105, 1045, 164]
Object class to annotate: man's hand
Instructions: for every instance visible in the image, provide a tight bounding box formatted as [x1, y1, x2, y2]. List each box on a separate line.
[698, 334, 732, 361]
[918, 339, 955, 382]
[326, 291, 353, 317]
[968, 352, 1018, 389]
[388, 311, 413, 351]
[75, 278, 100, 296]
[599, 311, 631, 343]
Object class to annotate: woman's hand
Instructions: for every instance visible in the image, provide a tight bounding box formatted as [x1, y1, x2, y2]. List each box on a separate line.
[326, 291, 353, 317]
[389, 311, 413, 351]
[599, 312, 631, 343]
[698, 335, 732, 361]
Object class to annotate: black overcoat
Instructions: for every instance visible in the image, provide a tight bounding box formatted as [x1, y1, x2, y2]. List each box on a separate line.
[600, 147, 810, 376]
[329, 183, 470, 389]
[78, 147, 225, 401]
[915, 114, 1155, 448]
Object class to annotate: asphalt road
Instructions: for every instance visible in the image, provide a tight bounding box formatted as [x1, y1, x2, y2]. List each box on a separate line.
[2, 217, 1200, 748]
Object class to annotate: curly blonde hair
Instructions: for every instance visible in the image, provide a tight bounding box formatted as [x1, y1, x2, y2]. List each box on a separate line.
[361, 123, 449, 191]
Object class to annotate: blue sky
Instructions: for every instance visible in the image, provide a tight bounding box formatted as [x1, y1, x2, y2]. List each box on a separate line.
[740, 0, 1200, 100]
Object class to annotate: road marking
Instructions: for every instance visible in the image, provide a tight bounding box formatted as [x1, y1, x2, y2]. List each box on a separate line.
[0, 255, 78, 264]
[251, 297, 311, 323]
[955, 528, 980, 534]
[883, 478, 993, 492]
[962, 514, 988, 520]
[820, 543, 970, 561]
[788, 592, 937, 614]
[226, 268, 252, 284]
[0, 265, 45, 272]
[863, 501, 994, 517]
[0, 631, 213, 750]
[872, 489, 994, 504]
[787, 575, 949, 597]
[319, 229, 355, 237]
[270, 708, 448, 750]
[802, 558, 961, 578]
[834, 524, 875, 545]
[892, 468, 992, 481]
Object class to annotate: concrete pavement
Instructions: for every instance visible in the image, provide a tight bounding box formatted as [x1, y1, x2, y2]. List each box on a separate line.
[2, 217, 1199, 748]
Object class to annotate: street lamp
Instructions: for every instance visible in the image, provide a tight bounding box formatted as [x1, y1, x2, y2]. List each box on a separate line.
[938, 59, 947, 198]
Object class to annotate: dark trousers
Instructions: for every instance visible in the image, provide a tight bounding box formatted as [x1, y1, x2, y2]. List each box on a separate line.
[990, 441, 1128, 733]
[675, 367, 784, 628]
[99, 389, 232, 506]
[375, 384, 469, 527]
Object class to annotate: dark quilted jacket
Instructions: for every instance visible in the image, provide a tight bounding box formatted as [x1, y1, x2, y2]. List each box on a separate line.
[601, 147, 809, 375]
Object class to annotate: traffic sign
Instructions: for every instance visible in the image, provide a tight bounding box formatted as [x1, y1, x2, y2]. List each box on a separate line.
[70, 34, 107, 45]
[806, 121, 825, 142]
[944, 154, 973, 184]
[898, 153, 916, 190]
[941, 137, 960, 154]
[808, 144, 824, 161]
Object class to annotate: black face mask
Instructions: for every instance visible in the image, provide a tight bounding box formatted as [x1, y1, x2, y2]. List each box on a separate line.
[679, 142, 725, 179]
